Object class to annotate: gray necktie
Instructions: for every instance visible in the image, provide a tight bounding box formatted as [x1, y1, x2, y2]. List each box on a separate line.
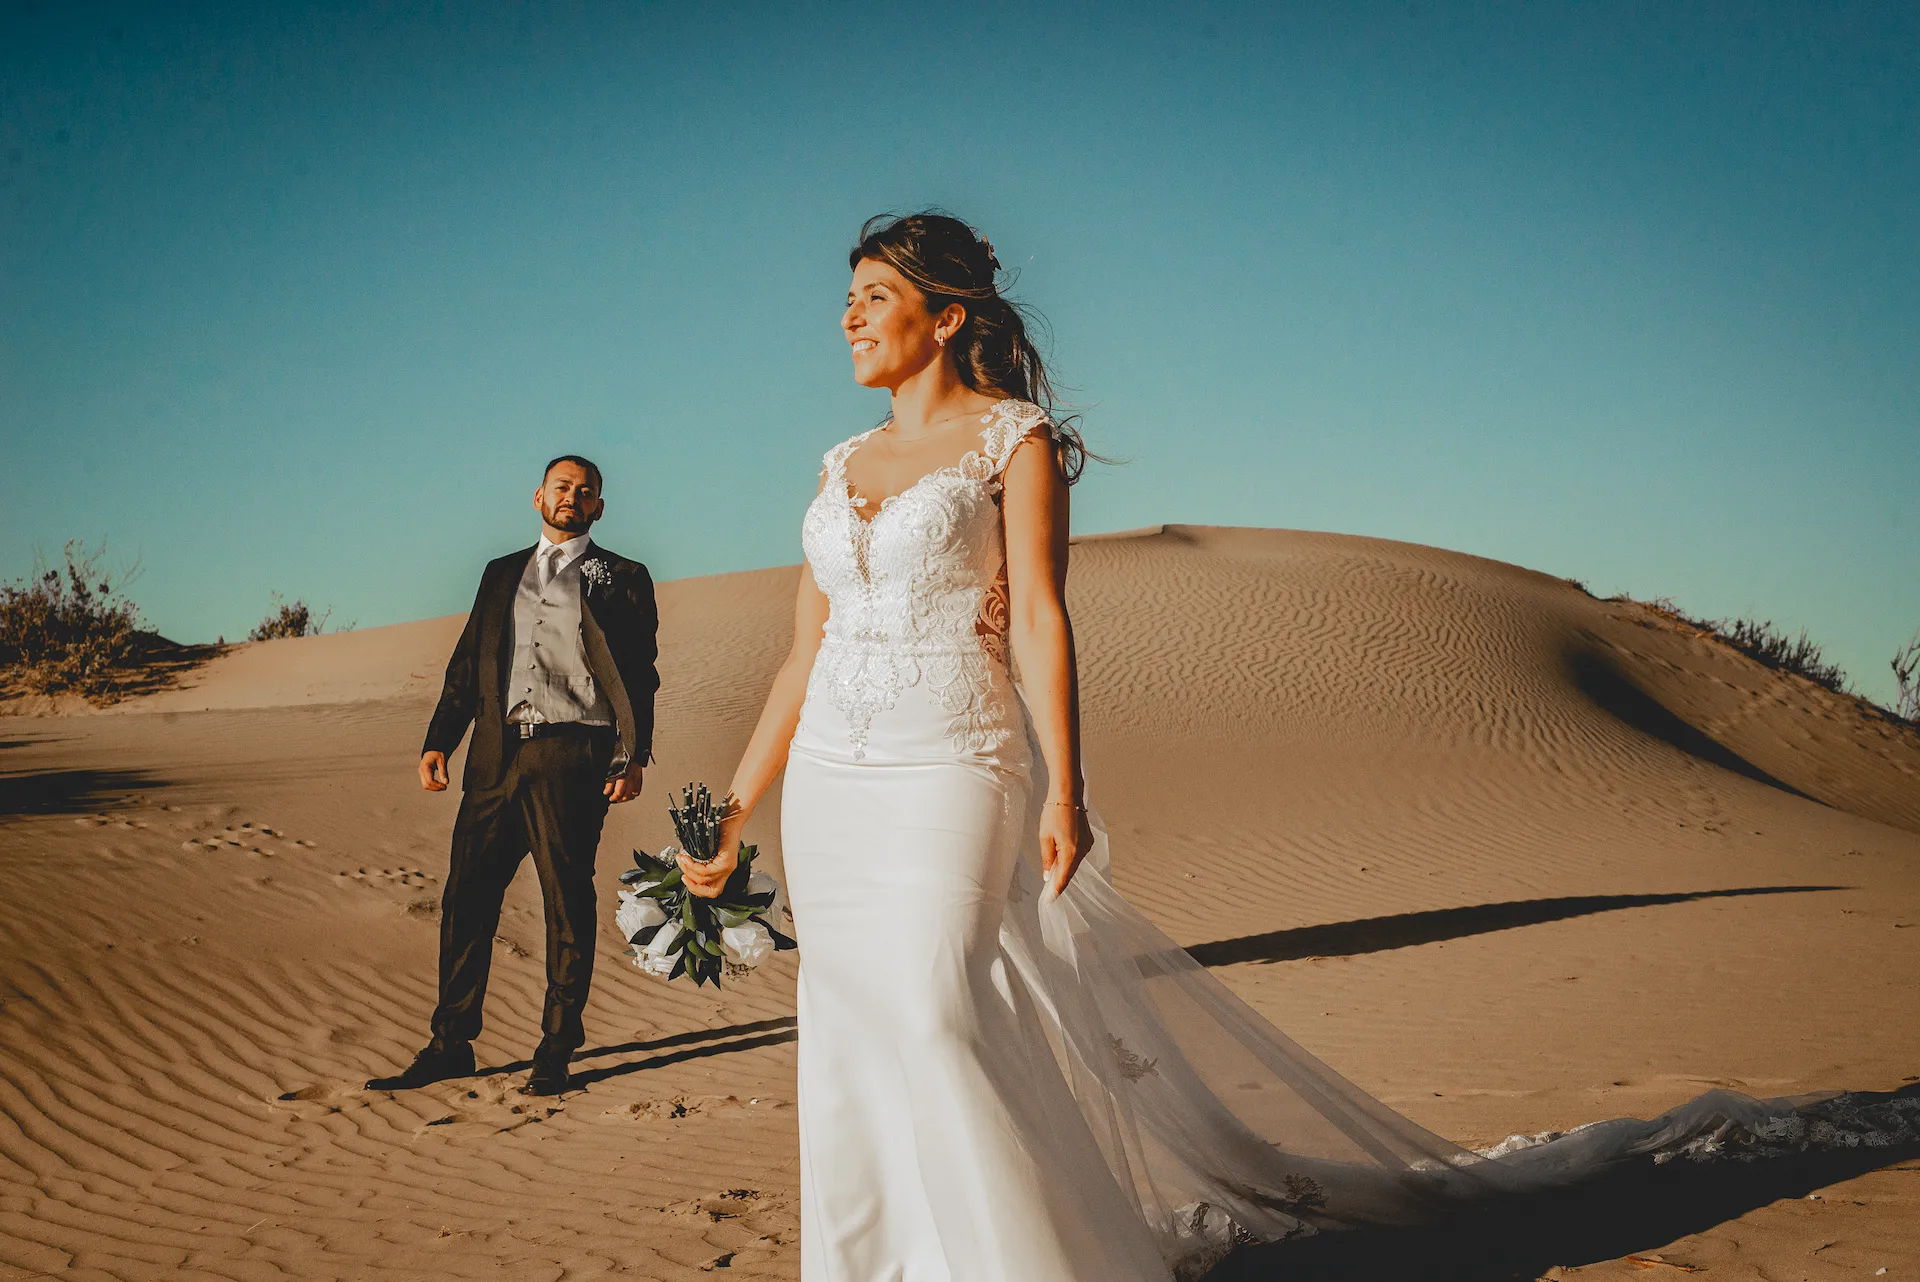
[541, 546, 564, 588]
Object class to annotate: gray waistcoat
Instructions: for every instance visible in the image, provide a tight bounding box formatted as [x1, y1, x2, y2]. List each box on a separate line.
[506, 550, 614, 726]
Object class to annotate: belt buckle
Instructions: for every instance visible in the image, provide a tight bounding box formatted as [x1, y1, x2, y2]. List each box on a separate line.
[518, 722, 535, 740]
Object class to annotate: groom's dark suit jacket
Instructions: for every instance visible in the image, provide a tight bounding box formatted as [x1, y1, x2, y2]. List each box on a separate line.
[423, 544, 660, 791]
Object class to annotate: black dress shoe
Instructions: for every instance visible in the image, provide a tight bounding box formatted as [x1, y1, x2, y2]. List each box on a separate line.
[366, 1041, 476, 1091]
[521, 1049, 573, 1096]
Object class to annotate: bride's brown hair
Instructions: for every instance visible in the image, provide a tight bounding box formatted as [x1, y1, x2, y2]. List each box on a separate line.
[851, 211, 1095, 484]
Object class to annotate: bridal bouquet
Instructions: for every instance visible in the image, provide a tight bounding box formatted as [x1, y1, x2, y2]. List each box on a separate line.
[615, 783, 796, 988]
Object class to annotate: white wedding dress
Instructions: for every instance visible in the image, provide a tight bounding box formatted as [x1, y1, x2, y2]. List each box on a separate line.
[779, 400, 1918, 1282]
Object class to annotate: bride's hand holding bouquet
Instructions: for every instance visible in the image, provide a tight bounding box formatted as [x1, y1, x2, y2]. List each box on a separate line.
[617, 783, 794, 987]
[679, 806, 746, 899]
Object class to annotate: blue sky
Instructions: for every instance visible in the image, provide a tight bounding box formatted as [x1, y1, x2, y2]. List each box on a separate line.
[3, 1, 1915, 702]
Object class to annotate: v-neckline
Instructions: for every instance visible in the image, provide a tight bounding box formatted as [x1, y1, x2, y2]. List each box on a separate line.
[839, 401, 1011, 527]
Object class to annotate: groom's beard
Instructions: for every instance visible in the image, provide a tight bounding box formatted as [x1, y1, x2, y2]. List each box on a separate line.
[543, 501, 596, 535]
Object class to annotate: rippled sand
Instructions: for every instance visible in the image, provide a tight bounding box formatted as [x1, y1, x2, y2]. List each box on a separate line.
[3, 526, 1915, 1280]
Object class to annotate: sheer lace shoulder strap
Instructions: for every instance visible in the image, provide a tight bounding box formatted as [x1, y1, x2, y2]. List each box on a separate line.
[822, 425, 881, 478]
[981, 399, 1055, 475]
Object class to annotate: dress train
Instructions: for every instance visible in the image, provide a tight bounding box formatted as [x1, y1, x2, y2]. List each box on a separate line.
[1002, 734, 1920, 1276]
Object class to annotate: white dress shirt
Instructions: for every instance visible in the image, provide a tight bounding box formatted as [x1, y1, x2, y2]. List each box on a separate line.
[536, 532, 593, 584]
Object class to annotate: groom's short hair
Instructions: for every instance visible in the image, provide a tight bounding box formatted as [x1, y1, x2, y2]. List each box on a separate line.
[544, 454, 603, 492]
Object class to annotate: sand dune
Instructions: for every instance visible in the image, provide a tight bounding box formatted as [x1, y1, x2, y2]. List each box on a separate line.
[3, 526, 1916, 1280]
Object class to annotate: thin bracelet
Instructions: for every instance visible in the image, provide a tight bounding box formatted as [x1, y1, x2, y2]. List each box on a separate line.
[1045, 800, 1086, 811]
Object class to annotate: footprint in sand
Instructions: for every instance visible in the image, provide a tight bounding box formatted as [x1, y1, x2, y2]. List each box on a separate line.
[337, 865, 438, 890]
[287, 1076, 525, 1120]
[351, 1076, 561, 1134]
[619, 1095, 760, 1123]
[75, 814, 147, 829]
[179, 821, 317, 855]
[663, 1188, 765, 1223]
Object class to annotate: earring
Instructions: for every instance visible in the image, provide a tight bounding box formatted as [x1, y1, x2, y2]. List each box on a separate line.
[936, 334, 947, 347]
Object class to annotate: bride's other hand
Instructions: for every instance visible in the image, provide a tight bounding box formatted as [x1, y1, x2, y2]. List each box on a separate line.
[1003, 425, 1091, 905]
[1039, 801, 1092, 899]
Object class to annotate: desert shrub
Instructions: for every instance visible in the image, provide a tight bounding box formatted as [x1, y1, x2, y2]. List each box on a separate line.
[0, 542, 144, 697]
[1893, 630, 1920, 723]
[249, 592, 333, 641]
[1715, 618, 1851, 694]
[1640, 598, 1851, 696]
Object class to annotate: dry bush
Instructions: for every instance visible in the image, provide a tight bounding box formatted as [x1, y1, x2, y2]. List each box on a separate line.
[249, 592, 333, 641]
[0, 542, 145, 698]
[1642, 598, 1851, 696]
[1893, 630, 1920, 723]
[1715, 617, 1851, 694]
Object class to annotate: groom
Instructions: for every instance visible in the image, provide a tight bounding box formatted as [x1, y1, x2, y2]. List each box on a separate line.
[368, 455, 659, 1096]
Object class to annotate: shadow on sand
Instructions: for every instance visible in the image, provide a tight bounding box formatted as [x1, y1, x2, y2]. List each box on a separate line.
[0, 636, 221, 711]
[1185, 886, 1843, 968]
[112, 636, 226, 699]
[1208, 1087, 1920, 1280]
[0, 767, 168, 817]
[471, 1016, 800, 1084]
[1568, 650, 1822, 802]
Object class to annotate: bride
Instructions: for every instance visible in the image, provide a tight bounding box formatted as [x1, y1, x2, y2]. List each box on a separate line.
[677, 212, 1911, 1281]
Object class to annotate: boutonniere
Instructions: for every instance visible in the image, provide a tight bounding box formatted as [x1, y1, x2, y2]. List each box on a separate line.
[579, 557, 614, 597]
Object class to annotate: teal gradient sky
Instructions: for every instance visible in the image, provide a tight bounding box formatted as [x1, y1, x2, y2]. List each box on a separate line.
[3, 2, 1915, 702]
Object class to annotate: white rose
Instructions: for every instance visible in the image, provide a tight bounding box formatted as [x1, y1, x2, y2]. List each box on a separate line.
[747, 870, 790, 928]
[643, 918, 682, 957]
[720, 920, 775, 969]
[631, 919, 683, 976]
[615, 891, 668, 942]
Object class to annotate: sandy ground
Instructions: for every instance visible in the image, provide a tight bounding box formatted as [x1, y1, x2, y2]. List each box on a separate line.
[2, 525, 1916, 1281]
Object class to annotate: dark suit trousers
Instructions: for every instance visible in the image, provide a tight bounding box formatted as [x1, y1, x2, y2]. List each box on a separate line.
[430, 727, 613, 1054]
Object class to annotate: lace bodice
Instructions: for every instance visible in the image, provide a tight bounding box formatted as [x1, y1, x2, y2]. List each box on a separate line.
[798, 399, 1054, 760]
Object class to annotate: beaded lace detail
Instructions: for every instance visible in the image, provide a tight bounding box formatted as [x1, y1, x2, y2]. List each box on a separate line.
[800, 399, 1053, 758]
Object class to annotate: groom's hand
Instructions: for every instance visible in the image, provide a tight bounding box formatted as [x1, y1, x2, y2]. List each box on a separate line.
[419, 751, 450, 792]
[604, 762, 644, 805]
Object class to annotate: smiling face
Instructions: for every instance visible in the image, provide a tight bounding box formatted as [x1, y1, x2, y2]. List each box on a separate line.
[842, 257, 964, 390]
[534, 460, 603, 538]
